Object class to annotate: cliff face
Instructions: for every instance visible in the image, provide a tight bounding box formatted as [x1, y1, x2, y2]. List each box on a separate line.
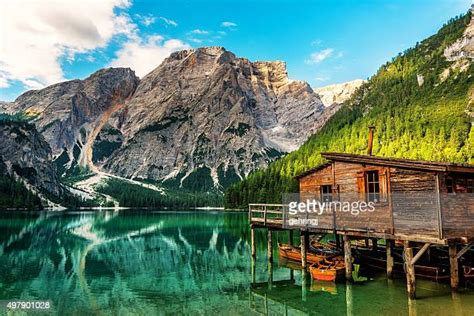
[2, 47, 337, 191]
[103, 47, 328, 188]
[0, 120, 64, 199]
[5, 68, 139, 174]
[314, 79, 365, 107]
[444, 5, 474, 61]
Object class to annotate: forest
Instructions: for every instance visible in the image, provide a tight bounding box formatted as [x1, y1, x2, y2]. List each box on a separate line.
[96, 178, 223, 208]
[225, 12, 474, 209]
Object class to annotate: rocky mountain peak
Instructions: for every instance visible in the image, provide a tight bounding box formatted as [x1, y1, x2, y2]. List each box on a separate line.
[5, 67, 139, 174]
[2, 47, 337, 192]
[315, 79, 365, 107]
[444, 7, 474, 61]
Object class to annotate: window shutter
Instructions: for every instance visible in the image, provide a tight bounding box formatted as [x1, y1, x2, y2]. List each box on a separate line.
[379, 169, 388, 202]
[356, 171, 365, 193]
[356, 171, 365, 202]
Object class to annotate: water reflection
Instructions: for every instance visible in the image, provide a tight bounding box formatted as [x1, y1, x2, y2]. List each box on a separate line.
[0, 211, 474, 315]
[0, 211, 257, 314]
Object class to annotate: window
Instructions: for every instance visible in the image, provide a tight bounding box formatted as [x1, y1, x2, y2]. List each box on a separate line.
[366, 171, 380, 202]
[446, 178, 454, 193]
[320, 185, 332, 202]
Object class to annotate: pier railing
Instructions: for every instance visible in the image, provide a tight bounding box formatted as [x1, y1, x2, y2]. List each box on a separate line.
[248, 204, 285, 226]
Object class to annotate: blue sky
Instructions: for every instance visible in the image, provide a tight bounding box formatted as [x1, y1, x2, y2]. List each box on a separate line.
[0, 0, 471, 101]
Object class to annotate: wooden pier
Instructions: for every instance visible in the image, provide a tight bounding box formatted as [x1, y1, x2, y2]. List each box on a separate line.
[249, 152, 474, 299]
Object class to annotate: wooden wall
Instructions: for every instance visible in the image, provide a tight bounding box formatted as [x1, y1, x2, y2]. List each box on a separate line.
[439, 173, 474, 238]
[298, 162, 474, 240]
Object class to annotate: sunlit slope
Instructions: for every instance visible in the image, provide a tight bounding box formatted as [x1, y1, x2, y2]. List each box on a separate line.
[225, 12, 474, 208]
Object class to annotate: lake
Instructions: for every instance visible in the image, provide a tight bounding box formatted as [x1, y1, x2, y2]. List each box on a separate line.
[0, 210, 473, 315]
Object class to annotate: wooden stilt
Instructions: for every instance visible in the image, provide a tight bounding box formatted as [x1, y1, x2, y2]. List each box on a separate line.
[449, 244, 459, 291]
[344, 235, 353, 281]
[267, 229, 273, 262]
[268, 260, 273, 290]
[335, 233, 341, 249]
[386, 239, 394, 279]
[289, 230, 293, 246]
[346, 282, 353, 316]
[371, 238, 378, 253]
[365, 238, 370, 248]
[301, 270, 307, 301]
[251, 227, 256, 259]
[403, 242, 416, 299]
[301, 232, 308, 269]
[251, 256, 256, 284]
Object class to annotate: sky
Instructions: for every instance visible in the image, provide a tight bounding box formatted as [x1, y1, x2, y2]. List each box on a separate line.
[0, 0, 472, 101]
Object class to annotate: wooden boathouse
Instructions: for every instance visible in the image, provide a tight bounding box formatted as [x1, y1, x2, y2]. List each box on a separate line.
[249, 148, 474, 299]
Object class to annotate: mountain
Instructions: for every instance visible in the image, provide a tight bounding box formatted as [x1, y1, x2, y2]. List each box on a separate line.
[103, 47, 330, 190]
[0, 114, 63, 208]
[1, 47, 342, 205]
[3, 68, 139, 176]
[225, 10, 474, 208]
[315, 79, 365, 107]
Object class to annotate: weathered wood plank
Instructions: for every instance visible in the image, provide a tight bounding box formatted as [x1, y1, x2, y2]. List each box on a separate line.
[344, 235, 353, 281]
[403, 242, 416, 299]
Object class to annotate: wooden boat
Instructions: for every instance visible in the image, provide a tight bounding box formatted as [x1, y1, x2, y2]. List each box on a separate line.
[309, 240, 342, 257]
[309, 258, 345, 282]
[356, 249, 450, 281]
[278, 243, 341, 264]
[464, 266, 474, 280]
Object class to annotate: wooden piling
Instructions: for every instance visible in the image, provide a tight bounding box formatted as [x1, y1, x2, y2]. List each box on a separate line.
[267, 229, 273, 262]
[289, 230, 293, 246]
[371, 238, 378, 253]
[449, 244, 459, 291]
[386, 239, 394, 279]
[251, 227, 256, 259]
[251, 256, 256, 284]
[335, 233, 341, 249]
[268, 260, 273, 290]
[301, 270, 308, 301]
[403, 242, 416, 299]
[301, 232, 308, 269]
[343, 235, 353, 281]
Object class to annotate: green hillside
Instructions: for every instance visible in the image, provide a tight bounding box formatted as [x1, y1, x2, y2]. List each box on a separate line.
[225, 12, 474, 209]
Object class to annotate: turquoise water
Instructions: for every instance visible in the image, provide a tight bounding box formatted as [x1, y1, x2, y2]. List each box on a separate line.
[0, 210, 473, 315]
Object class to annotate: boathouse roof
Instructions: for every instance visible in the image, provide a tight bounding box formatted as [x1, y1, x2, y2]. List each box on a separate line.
[294, 152, 474, 179]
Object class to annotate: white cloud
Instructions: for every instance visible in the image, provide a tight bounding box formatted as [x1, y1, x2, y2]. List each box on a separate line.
[159, 17, 178, 27]
[110, 35, 190, 77]
[311, 39, 322, 46]
[305, 48, 334, 64]
[0, 0, 135, 89]
[221, 21, 237, 28]
[139, 15, 156, 26]
[315, 76, 330, 82]
[189, 38, 203, 44]
[190, 29, 209, 35]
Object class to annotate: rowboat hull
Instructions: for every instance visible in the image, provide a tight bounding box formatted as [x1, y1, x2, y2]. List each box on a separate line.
[309, 258, 345, 282]
[278, 243, 334, 264]
[464, 266, 474, 280]
[356, 249, 449, 281]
